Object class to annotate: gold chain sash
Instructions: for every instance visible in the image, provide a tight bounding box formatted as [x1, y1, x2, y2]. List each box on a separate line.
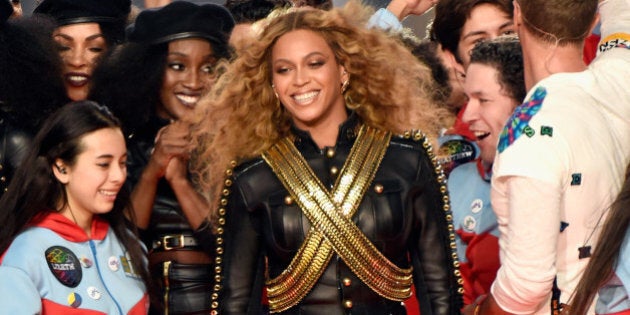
[262, 125, 413, 313]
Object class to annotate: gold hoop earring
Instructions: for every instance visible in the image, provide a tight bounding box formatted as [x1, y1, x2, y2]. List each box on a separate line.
[344, 93, 360, 110]
[341, 80, 349, 93]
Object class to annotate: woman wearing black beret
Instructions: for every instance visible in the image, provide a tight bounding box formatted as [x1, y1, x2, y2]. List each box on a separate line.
[34, 0, 131, 101]
[89, 2, 234, 314]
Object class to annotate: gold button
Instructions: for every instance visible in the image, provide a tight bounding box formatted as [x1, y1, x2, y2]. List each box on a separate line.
[374, 184, 384, 194]
[284, 196, 293, 205]
[0, 176, 5, 182]
[330, 166, 339, 176]
[344, 300, 353, 309]
[342, 278, 351, 286]
[0, 164, 3, 171]
[326, 148, 335, 158]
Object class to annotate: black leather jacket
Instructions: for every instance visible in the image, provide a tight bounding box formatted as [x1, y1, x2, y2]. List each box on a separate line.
[125, 116, 194, 245]
[0, 114, 32, 197]
[216, 116, 462, 315]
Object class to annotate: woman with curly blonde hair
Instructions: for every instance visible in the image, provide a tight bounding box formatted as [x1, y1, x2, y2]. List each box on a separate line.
[190, 2, 462, 314]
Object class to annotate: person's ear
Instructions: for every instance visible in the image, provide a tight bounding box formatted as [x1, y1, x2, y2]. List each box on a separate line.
[340, 65, 349, 82]
[589, 13, 600, 36]
[52, 159, 69, 184]
[513, 0, 522, 28]
[441, 49, 466, 81]
[340, 66, 349, 92]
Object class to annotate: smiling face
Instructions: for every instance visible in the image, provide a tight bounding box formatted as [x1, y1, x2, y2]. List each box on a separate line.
[271, 29, 348, 133]
[457, 3, 514, 68]
[462, 63, 519, 166]
[53, 23, 107, 101]
[57, 127, 127, 224]
[158, 38, 216, 121]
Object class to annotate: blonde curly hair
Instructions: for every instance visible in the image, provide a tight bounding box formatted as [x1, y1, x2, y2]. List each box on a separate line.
[189, 1, 450, 223]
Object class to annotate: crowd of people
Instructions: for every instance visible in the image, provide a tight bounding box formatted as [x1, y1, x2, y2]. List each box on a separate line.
[0, 0, 628, 314]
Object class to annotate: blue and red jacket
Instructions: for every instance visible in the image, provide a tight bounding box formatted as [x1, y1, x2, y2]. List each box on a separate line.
[0, 212, 148, 314]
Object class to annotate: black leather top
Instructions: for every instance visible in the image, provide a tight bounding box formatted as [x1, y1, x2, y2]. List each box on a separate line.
[217, 114, 462, 315]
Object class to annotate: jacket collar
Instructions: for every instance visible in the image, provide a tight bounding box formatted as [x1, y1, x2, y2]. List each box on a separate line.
[290, 111, 361, 152]
[29, 211, 110, 242]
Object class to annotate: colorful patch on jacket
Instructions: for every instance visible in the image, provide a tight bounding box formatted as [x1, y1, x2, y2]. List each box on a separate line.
[45, 246, 82, 287]
[498, 86, 547, 153]
[599, 33, 630, 52]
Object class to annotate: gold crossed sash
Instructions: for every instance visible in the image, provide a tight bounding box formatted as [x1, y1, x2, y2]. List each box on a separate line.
[262, 125, 413, 313]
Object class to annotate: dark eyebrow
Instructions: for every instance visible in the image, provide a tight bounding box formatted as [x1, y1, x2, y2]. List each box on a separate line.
[462, 20, 514, 40]
[54, 33, 105, 42]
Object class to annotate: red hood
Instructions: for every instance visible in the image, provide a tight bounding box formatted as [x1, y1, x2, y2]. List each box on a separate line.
[29, 211, 110, 242]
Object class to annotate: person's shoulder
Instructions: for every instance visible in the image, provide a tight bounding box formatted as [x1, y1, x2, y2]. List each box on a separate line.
[389, 130, 434, 151]
[230, 156, 281, 206]
[2, 227, 54, 265]
[233, 156, 268, 179]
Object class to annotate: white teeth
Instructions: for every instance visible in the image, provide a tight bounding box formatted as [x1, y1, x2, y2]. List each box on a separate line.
[68, 76, 87, 83]
[99, 190, 117, 196]
[293, 91, 319, 104]
[474, 131, 490, 140]
[176, 94, 200, 106]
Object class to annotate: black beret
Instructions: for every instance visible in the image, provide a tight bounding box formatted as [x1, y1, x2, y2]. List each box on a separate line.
[34, 0, 131, 26]
[1, 0, 13, 23]
[127, 1, 235, 45]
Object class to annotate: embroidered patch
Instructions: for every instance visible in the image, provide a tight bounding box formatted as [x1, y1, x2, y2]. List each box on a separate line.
[45, 246, 82, 288]
[599, 33, 630, 52]
[498, 87, 547, 153]
[540, 126, 553, 137]
[571, 173, 582, 186]
[437, 137, 478, 175]
[560, 221, 569, 232]
[87, 286, 102, 300]
[470, 199, 483, 214]
[463, 215, 477, 232]
[67, 292, 82, 308]
[120, 253, 141, 279]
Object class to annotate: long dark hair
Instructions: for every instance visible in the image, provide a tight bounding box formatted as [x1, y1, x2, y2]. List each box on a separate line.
[567, 166, 630, 314]
[89, 42, 168, 135]
[0, 100, 151, 288]
[0, 16, 67, 131]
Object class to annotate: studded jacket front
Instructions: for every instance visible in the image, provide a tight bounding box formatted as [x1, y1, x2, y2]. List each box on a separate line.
[214, 116, 462, 315]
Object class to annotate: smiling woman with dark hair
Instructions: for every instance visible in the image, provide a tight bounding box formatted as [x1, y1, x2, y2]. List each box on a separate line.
[89, 2, 235, 314]
[33, 0, 131, 101]
[0, 101, 150, 314]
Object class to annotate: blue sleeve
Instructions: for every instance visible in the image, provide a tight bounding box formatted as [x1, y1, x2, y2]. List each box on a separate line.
[367, 8, 403, 31]
[0, 265, 42, 314]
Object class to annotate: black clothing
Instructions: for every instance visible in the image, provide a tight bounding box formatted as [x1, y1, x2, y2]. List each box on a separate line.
[126, 116, 212, 315]
[216, 116, 462, 315]
[0, 114, 32, 197]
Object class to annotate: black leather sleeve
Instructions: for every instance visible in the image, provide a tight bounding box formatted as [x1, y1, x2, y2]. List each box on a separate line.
[0, 127, 33, 195]
[409, 150, 462, 315]
[218, 175, 265, 315]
